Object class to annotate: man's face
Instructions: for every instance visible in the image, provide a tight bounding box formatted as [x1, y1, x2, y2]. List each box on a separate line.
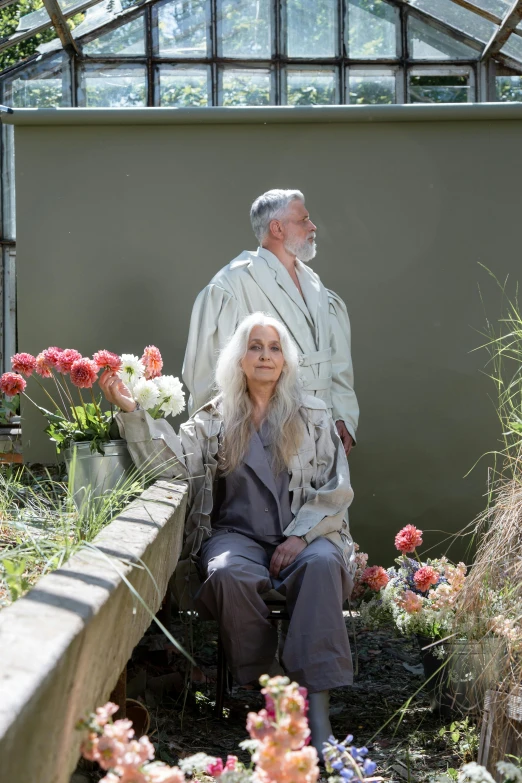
[281, 200, 317, 263]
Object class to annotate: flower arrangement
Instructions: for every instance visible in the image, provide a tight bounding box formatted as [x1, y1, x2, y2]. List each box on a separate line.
[0, 346, 185, 454]
[358, 525, 467, 640]
[78, 675, 379, 783]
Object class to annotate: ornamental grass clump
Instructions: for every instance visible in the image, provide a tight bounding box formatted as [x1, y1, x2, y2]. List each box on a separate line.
[79, 675, 380, 783]
[0, 345, 185, 454]
[358, 524, 467, 642]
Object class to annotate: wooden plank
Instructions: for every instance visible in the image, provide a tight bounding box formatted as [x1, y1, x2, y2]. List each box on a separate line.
[482, 0, 522, 59]
[0, 479, 188, 783]
[41, 0, 80, 55]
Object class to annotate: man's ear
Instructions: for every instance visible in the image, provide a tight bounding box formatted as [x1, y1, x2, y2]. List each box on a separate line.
[269, 218, 284, 239]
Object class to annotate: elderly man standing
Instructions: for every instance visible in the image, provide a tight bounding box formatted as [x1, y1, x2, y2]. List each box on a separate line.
[183, 188, 359, 453]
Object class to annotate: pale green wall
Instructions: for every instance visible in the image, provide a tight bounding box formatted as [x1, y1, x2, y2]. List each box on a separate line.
[10, 108, 520, 563]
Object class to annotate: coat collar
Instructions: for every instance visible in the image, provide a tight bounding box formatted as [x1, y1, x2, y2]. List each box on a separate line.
[252, 247, 314, 328]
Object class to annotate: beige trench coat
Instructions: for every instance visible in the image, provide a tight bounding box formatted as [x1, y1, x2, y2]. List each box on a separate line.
[182, 247, 359, 440]
[116, 395, 354, 608]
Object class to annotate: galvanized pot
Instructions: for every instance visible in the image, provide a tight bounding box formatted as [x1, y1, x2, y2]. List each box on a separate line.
[63, 439, 133, 506]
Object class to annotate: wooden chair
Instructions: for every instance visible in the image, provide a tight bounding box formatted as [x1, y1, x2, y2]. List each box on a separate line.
[214, 591, 289, 717]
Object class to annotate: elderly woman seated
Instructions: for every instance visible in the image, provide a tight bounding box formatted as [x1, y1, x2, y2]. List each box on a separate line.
[99, 312, 355, 756]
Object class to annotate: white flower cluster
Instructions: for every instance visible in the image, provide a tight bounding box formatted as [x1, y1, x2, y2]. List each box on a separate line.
[118, 354, 185, 419]
[458, 762, 496, 783]
[497, 762, 522, 783]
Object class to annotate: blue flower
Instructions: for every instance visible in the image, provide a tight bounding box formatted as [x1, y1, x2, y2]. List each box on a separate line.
[344, 734, 354, 744]
[332, 760, 344, 771]
[363, 759, 377, 776]
[340, 769, 354, 781]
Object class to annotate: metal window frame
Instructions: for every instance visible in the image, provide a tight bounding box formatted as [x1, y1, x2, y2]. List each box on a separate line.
[407, 63, 476, 103]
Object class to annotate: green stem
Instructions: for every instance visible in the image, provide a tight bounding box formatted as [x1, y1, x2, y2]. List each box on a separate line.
[77, 388, 89, 419]
[60, 374, 83, 430]
[51, 374, 71, 421]
[89, 387, 103, 425]
[33, 377, 66, 417]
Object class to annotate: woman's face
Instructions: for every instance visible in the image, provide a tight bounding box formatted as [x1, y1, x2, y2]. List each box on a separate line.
[240, 325, 285, 389]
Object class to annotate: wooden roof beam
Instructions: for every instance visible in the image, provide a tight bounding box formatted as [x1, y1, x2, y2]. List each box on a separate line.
[482, 0, 522, 59]
[41, 0, 80, 55]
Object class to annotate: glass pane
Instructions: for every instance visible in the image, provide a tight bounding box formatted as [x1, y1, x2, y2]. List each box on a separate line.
[157, 0, 208, 57]
[501, 33, 522, 63]
[286, 69, 337, 105]
[3, 56, 65, 107]
[347, 70, 396, 104]
[409, 17, 480, 59]
[496, 75, 522, 101]
[157, 65, 210, 105]
[16, 6, 50, 32]
[409, 73, 471, 103]
[467, 0, 511, 16]
[221, 69, 271, 105]
[218, 0, 271, 58]
[346, 0, 399, 59]
[407, 0, 496, 43]
[287, 0, 337, 57]
[81, 64, 147, 106]
[83, 17, 145, 55]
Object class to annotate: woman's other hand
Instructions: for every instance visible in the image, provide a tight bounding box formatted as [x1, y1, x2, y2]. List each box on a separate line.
[99, 369, 137, 412]
[269, 535, 307, 578]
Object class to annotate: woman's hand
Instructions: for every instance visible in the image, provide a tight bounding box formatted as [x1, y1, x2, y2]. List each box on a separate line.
[99, 369, 137, 413]
[269, 536, 307, 578]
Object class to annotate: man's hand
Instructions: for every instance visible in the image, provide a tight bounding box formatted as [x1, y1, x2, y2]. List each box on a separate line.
[269, 536, 307, 578]
[336, 420, 354, 457]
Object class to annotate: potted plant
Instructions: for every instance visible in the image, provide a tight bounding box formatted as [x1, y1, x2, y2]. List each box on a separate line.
[0, 345, 185, 502]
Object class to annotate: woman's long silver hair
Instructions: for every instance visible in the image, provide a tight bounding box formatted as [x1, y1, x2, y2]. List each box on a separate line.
[215, 312, 303, 475]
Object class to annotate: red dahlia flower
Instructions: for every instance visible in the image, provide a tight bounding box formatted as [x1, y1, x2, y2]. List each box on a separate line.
[0, 372, 26, 396]
[93, 350, 122, 372]
[394, 524, 423, 553]
[42, 347, 64, 368]
[413, 565, 439, 592]
[56, 349, 82, 375]
[35, 352, 53, 378]
[361, 565, 390, 591]
[11, 352, 37, 377]
[70, 358, 98, 388]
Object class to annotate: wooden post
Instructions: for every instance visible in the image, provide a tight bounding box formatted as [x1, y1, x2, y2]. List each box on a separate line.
[478, 689, 522, 780]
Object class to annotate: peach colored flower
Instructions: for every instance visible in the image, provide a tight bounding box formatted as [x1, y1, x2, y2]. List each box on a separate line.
[43, 346, 64, 367]
[35, 351, 53, 378]
[413, 565, 439, 592]
[56, 348, 82, 374]
[446, 562, 467, 591]
[70, 358, 98, 388]
[81, 731, 100, 762]
[104, 718, 134, 743]
[395, 524, 423, 553]
[117, 766, 148, 783]
[95, 702, 119, 727]
[11, 352, 37, 377]
[247, 709, 274, 741]
[145, 766, 185, 783]
[399, 590, 423, 613]
[93, 350, 122, 372]
[142, 346, 163, 380]
[96, 734, 127, 770]
[431, 583, 454, 609]
[282, 745, 319, 781]
[281, 690, 307, 715]
[0, 371, 26, 396]
[361, 565, 390, 591]
[278, 714, 310, 750]
[99, 774, 120, 783]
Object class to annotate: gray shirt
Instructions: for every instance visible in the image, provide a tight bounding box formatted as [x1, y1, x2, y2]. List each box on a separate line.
[211, 423, 293, 544]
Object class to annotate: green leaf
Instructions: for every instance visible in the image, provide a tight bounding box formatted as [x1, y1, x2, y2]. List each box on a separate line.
[451, 732, 460, 743]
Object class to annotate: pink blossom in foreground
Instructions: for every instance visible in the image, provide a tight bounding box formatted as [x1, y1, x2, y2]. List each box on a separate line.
[95, 702, 119, 727]
[35, 352, 54, 378]
[399, 590, 423, 614]
[56, 348, 82, 374]
[142, 345, 163, 380]
[446, 562, 467, 591]
[361, 565, 390, 592]
[11, 352, 37, 377]
[413, 565, 439, 593]
[43, 346, 64, 367]
[93, 350, 122, 372]
[0, 371, 26, 396]
[143, 765, 185, 783]
[70, 358, 98, 389]
[394, 524, 423, 553]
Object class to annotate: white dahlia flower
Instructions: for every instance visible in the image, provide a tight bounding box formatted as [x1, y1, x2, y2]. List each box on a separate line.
[118, 353, 145, 389]
[153, 374, 186, 417]
[132, 378, 160, 411]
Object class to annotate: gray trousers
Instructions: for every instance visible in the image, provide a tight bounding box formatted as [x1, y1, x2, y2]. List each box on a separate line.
[195, 530, 353, 693]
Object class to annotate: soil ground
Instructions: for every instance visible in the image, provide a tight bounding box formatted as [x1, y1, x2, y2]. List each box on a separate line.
[77, 612, 480, 782]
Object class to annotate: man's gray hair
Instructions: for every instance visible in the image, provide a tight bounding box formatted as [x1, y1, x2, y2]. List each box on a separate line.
[250, 189, 305, 244]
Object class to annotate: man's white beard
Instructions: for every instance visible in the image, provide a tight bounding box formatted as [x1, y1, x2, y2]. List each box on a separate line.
[284, 234, 317, 264]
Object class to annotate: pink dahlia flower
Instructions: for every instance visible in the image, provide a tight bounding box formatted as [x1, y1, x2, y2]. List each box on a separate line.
[0, 371, 26, 396]
[413, 565, 439, 592]
[142, 345, 163, 380]
[93, 350, 122, 372]
[361, 565, 390, 591]
[35, 351, 53, 378]
[70, 358, 98, 388]
[395, 524, 423, 553]
[11, 352, 37, 377]
[56, 349, 82, 375]
[399, 590, 423, 614]
[43, 346, 64, 368]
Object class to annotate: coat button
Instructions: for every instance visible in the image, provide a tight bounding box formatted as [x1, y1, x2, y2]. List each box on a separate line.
[265, 508, 269, 512]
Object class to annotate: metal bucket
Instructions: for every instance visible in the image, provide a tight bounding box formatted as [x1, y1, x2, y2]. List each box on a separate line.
[63, 439, 133, 506]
